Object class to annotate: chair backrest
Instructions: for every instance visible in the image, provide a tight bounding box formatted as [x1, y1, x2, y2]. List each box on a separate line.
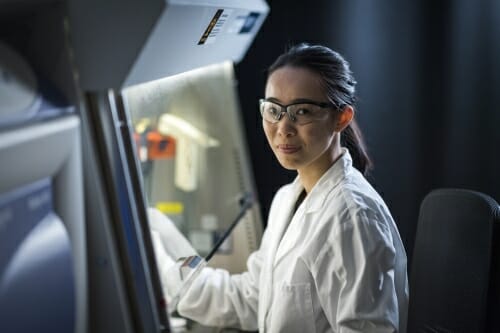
[408, 188, 500, 333]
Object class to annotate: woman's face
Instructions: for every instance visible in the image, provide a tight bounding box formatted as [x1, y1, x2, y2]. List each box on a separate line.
[263, 66, 341, 176]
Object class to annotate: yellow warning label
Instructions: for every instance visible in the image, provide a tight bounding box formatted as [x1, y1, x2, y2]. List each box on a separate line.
[198, 9, 224, 45]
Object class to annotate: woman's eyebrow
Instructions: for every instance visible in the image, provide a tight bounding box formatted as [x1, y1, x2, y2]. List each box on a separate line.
[264, 97, 281, 103]
[264, 97, 323, 104]
[289, 98, 323, 104]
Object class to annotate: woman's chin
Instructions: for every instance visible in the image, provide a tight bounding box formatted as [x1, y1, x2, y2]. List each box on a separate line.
[277, 157, 300, 170]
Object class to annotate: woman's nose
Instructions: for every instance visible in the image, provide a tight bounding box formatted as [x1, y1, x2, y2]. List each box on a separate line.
[276, 114, 297, 137]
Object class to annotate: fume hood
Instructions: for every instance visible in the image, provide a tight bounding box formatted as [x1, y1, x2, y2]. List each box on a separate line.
[67, 0, 269, 332]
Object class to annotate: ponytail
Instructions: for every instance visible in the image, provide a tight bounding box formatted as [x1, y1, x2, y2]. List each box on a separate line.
[340, 119, 372, 175]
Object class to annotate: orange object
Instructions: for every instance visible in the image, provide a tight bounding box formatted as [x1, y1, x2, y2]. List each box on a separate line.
[147, 131, 176, 159]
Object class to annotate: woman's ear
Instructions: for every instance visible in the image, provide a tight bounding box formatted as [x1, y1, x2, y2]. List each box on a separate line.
[336, 105, 354, 132]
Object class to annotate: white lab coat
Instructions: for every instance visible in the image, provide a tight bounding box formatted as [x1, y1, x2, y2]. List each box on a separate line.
[173, 149, 409, 332]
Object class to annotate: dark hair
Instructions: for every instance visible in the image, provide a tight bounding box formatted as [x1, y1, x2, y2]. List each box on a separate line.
[267, 43, 373, 175]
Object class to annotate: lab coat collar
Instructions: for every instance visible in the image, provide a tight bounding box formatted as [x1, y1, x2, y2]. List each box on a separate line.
[300, 148, 353, 214]
[270, 149, 353, 272]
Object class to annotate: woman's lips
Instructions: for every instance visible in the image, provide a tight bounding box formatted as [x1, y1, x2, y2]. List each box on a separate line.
[277, 144, 300, 154]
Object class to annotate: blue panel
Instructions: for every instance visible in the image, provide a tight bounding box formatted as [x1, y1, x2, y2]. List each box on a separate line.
[0, 179, 75, 333]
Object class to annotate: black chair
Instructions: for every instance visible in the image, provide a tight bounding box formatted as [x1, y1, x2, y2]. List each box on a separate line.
[407, 189, 500, 333]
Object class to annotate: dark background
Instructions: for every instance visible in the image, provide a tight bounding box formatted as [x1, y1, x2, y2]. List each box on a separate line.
[235, 0, 500, 263]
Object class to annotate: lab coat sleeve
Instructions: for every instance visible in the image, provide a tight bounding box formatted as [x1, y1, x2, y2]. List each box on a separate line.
[313, 210, 399, 333]
[175, 186, 289, 330]
[148, 207, 198, 259]
[175, 237, 266, 330]
[151, 229, 182, 303]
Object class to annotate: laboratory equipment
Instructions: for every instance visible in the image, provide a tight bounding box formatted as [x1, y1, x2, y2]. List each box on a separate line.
[1, 0, 269, 332]
[123, 61, 263, 275]
[0, 40, 86, 333]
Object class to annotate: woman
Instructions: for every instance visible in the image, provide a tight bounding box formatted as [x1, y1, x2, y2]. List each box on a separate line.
[154, 43, 409, 332]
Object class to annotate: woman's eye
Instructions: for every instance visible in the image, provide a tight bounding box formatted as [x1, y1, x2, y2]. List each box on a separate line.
[296, 108, 311, 115]
[268, 107, 280, 116]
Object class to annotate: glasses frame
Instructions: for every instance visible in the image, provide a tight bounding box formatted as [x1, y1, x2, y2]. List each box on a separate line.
[259, 98, 338, 124]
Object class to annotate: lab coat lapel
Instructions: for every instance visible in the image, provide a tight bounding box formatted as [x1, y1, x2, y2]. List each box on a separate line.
[271, 190, 302, 267]
[273, 200, 306, 268]
[258, 179, 302, 331]
[272, 150, 352, 268]
[272, 188, 323, 269]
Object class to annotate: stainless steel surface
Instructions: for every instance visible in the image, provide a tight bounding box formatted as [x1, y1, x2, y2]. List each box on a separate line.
[84, 91, 170, 332]
[68, 0, 269, 89]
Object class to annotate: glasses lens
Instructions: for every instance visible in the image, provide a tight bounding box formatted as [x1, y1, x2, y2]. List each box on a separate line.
[288, 103, 329, 125]
[260, 101, 282, 123]
[259, 100, 331, 124]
